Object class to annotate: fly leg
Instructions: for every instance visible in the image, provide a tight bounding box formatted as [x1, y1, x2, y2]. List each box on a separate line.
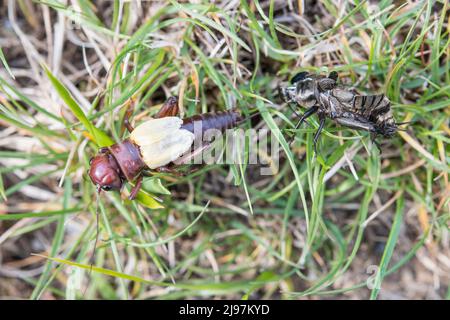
[313, 114, 326, 155]
[296, 105, 319, 128]
[289, 105, 319, 146]
[155, 96, 179, 119]
[370, 132, 382, 154]
[287, 101, 302, 119]
[129, 175, 143, 200]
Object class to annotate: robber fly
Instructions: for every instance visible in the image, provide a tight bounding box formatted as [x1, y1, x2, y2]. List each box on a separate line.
[279, 71, 404, 152]
[88, 96, 242, 199]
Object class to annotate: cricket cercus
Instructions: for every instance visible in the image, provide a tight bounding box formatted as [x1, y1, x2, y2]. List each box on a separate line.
[88, 96, 242, 199]
[279, 71, 408, 152]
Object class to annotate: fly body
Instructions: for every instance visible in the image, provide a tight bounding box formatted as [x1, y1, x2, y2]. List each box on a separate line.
[88, 96, 242, 199]
[279, 71, 403, 152]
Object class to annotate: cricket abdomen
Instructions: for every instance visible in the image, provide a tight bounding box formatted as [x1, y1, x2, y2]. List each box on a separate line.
[181, 109, 242, 139]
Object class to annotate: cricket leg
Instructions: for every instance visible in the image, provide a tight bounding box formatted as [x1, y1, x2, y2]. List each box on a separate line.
[98, 147, 109, 154]
[123, 100, 135, 133]
[155, 96, 179, 119]
[154, 143, 212, 177]
[154, 165, 201, 177]
[313, 114, 326, 155]
[289, 105, 319, 146]
[140, 168, 185, 178]
[172, 143, 212, 166]
[124, 96, 179, 134]
[154, 166, 184, 177]
[129, 174, 143, 200]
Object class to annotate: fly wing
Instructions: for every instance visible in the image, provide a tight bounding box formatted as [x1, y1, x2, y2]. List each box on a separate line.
[130, 117, 195, 169]
[334, 117, 375, 132]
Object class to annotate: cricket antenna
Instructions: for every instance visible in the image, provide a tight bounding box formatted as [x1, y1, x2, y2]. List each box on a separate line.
[82, 189, 101, 298]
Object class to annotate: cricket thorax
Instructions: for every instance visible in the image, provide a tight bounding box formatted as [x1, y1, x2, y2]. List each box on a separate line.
[108, 139, 146, 182]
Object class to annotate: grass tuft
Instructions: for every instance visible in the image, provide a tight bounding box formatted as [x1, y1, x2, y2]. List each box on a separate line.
[0, 0, 448, 300]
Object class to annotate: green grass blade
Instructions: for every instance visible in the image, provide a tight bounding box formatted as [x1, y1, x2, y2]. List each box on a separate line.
[42, 64, 113, 147]
[0, 47, 14, 79]
[0, 207, 82, 221]
[31, 178, 71, 299]
[370, 193, 405, 299]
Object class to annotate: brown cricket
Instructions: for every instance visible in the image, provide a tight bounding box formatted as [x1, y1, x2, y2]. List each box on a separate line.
[88, 96, 242, 199]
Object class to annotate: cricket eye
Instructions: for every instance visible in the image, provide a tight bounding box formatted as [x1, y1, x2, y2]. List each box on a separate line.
[102, 185, 112, 191]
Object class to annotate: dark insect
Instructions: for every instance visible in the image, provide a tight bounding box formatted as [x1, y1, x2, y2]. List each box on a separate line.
[279, 71, 405, 152]
[88, 96, 242, 199]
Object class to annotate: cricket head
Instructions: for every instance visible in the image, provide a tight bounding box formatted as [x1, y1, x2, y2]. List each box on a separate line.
[89, 152, 124, 192]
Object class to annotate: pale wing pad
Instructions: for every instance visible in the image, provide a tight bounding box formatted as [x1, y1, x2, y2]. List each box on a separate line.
[130, 117, 195, 169]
